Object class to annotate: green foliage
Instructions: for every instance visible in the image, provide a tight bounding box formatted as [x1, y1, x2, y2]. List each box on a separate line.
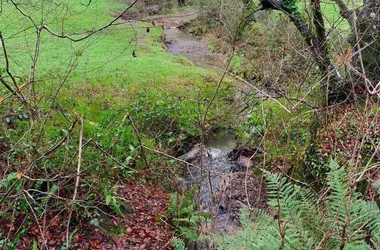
[59, 229, 78, 250]
[168, 189, 209, 243]
[238, 1, 261, 35]
[238, 0, 306, 36]
[171, 236, 187, 250]
[0, 228, 28, 250]
[228, 55, 259, 80]
[217, 160, 380, 249]
[373, 181, 380, 193]
[325, 160, 380, 248]
[283, 0, 304, 24]
[32, 241, 38, 250]
[237, 100, 311, 168]
[164, 0, 177, 11]
[104, 188, 124, 216]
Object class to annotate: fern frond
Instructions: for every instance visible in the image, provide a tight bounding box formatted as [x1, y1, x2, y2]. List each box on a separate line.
[359, 200, 380, 248]
[216, 160, 380, 249]
[325, 160, 380, 248]
[171, 236, 186, 250]
[265, 171, 316, 249]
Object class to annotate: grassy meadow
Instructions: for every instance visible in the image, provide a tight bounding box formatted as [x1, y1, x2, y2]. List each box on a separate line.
[0, 0, 234, 144]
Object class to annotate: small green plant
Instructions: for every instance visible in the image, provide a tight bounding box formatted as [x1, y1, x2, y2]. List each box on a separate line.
[0, 228, 28, 250]
[59, 229, 77, 250]
[171, 236, 186, 250]
[168, 188, 209, 244]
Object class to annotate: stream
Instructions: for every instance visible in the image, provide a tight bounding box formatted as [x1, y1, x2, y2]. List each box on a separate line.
[180, 131, 266, 239]
[152, 11, 224, 71]
[164, 27, 223, 71]
[160, 15, 267, 247]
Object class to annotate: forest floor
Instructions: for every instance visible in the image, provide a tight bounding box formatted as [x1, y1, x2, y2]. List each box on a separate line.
[4, 181, 172, 249]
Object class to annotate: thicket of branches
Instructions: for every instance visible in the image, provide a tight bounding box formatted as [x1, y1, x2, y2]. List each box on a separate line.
[0, 0, 379, 248]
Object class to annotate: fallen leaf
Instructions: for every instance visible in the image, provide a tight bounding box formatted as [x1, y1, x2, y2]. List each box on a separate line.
[8, 224, 15, 231]
[17, 172, 22, 180]
[89, 239, 101, 249]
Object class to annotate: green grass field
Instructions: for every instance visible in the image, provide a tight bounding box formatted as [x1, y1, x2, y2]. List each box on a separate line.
[320, 1, 358, 30]
[0, 0, 214, 85]
[0, 0, 234, 142]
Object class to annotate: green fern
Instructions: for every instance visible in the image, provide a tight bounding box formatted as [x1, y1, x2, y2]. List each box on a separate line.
[217, 159, 380, 249]
[169, 189, 208, 243]
[266, 172, 316, 249]
[171, 236, 186, 250]
[217, 208, 280, 249]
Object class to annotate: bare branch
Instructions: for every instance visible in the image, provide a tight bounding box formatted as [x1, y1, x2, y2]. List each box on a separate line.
[0, 31, 27, 103]
[126, 113, 150, 169]
[35, 119, 78, 162]
[9, 0, 140, 42]
[88, 138, 137, 173]
[0, 77, 16, 96]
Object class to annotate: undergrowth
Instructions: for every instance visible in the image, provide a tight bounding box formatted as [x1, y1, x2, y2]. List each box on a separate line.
[217, 160, 380, 249]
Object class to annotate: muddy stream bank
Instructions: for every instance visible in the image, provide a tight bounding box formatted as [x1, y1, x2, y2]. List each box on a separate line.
[164, 27, 223, 71]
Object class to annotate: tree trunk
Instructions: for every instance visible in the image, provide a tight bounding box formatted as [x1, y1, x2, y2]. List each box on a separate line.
[351, 0, 380, 87]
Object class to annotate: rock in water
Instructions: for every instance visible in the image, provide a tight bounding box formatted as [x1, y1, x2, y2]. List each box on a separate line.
[178, 143, 203, 163]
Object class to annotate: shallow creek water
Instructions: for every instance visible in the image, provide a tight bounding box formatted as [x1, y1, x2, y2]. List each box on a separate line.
[198, 131, 241, 234]
[177, 132, 267, 250]
[164, 27, 223, 71]
[180, 135, 267, 250]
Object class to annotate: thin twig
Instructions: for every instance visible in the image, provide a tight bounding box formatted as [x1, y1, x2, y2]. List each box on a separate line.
[126, 114, 150, 169]
[66, 117, 83, 249]
[88, 138, 137, 172]
[35, 120, 78, 162]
